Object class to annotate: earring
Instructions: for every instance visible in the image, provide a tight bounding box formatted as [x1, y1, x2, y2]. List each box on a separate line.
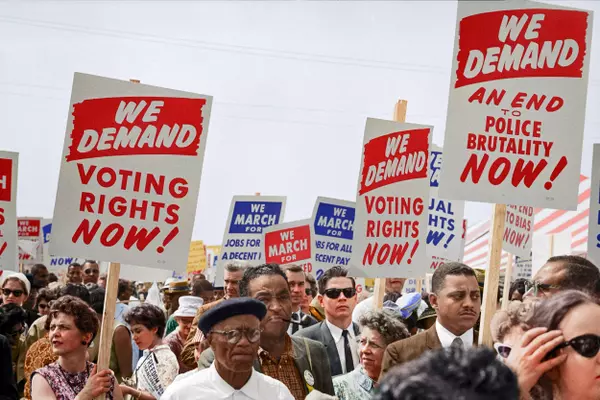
[81, 341, 88, 346]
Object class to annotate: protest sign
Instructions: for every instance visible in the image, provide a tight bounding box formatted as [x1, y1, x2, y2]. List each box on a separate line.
[50, 73, 212, 270]
[0, 152, 18, 271]
[514, 255, 533, 280]
[137, 353, 166, 399]
[439, 0, 593, 210]
[41, 219, 85, 269]
[587, 144, 600, 266]
[263, 219, 313, 276]
[217, 195, 285, 276]
[18, 217, 43, 263]
[351, 118, 431, 278]
[427, 145, 465, 260]
[503, 205, 534, 257]
[311, 197, 355, 279]
[355, 277, 366, 296]
[187, 240, 206, 275]
[18, 218, 41, 240]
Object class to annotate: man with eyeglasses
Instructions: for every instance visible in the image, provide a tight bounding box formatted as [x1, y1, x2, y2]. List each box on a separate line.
[525, 255, 600, 298]
[82, 260, 100, 285]
[162, 297, 294, 400]
[283, 265, 317, 335]
[294, 266, 360, 377]
[197, 264, 335, 399]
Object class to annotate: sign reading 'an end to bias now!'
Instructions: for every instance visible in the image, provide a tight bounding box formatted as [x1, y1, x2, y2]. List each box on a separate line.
[51, 73, 213, 270]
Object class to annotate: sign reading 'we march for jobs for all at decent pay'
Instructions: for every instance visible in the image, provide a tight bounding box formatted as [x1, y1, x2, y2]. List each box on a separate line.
[51, 73, 213, 270]
[311, 197, 355, 280]
[0, 151, 18, 271]
[263, 219, 313, 275]
[352, 118, 431, 278]
[440, 0, 593, 210]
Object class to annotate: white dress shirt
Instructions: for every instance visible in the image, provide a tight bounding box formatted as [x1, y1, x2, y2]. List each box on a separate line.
[435, 320, 474, 349]
[325, 320, 360, 374]
[287, 309, 302, 335]
[161, 363, 294, 400]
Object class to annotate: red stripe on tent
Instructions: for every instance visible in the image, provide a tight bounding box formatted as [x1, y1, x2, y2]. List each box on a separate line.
[549, 210, 589, 234]
[572, 236, 587, 250]
[464, 239, 489, 257]
[533, 188, 591, 231]
[572, 224, 588, 237]
[464, 251, 488, 265]
[466, 222, 490, 244]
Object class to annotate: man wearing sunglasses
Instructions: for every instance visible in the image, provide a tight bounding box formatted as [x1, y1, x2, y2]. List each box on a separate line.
[284, 265, 317, 335]
[294, 266, 360, 377]
[82, 260, 100, 285]
[162, 297, 294, 399]
[382, 262, 481, 375]
[525, 255, 600, 299]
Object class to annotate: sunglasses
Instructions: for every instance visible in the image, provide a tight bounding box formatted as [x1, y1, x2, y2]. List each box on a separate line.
[84, 269, 99, 275]
[324, 287, 356, 299]
[305, 289, 314, 296]
[211, 328, 261, 344]
[524, 280, 560, 297]
[2, 288, 24, 297]
[494, 343, 512, 358]
[551, 334, 600, 358]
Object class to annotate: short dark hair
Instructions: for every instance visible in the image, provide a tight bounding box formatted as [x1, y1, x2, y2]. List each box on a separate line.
[0, 304, 28, 335]
[317, 266, 355, 295]
[68, 262, 82, 271]
[48, 273, 58, 283]
[239, 264, 288, 297]
[547, 255, 597, 270]
[31, 264, 47, 276]
[359, 310, 410, 346]
[192, 279, 214, 297]
[374, 347, 519, 400]
[83, 260, 98, 267]
[47, 296, 99, 344]
[283, 264, 304, 274]
[431, 262, 477, 294]
[508, 278, 528, 299]
[124, 303, 166, 337]
[546, 258, 599, 294]
[88, 286, 106, 315]
[305, 273, 317, 297]
[58, 283, 91, 305]
[35, 288, 57, 309]
[117, 279, 131, 297]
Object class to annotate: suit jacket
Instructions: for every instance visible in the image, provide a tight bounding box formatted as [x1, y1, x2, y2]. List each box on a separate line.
[198, 335, 335, 396]
[293, 320, 360, 377]
[380, 325, 441, 377]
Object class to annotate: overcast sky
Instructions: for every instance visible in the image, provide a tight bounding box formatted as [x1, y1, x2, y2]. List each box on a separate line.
[1, 0, 599, 246]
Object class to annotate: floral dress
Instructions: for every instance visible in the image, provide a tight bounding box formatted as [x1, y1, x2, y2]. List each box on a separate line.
[32, 361, 115, 400]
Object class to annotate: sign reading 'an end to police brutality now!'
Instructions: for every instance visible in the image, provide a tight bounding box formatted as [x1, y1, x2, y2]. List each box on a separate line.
[351, 118, 432, 278]
[440, 0, 593, 210]
[51, 73, 213, 269]
[0, 151, 18, 271]
[263, 220, 313, 274]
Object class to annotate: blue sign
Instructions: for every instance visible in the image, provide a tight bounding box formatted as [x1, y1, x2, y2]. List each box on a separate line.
[43, 222, 52, 244]
[430, 151, 442, 188]
[314, 202, 354, 240]
[229, 201, 283, 234]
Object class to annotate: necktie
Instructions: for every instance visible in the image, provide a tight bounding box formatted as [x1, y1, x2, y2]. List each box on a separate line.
[292, 312, 299, 334]
[342, 330, 355, 373]
[451, 337, 464, 348]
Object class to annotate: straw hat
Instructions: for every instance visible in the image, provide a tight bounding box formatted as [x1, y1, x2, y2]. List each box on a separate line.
[164, 280, 190, 294]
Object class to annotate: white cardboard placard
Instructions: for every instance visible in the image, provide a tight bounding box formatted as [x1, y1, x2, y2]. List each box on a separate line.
[503, 205, 534, 257]
[0, 152, 18, 271]
[439, 0, 593, 210]
[351, 118, 432, 278]
[50, 73, 212, 270]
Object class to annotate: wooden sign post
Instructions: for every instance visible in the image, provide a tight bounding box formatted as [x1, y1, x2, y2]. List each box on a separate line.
[501, 253, 513, 310]
[373, 99, 407, 308]
[478, 204, 506, 346]
[95, 263, 120, 392]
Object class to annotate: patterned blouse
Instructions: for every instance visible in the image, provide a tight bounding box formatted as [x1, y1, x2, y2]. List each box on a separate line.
[32, 361, 116, 400]
[333, 366, 376, 400]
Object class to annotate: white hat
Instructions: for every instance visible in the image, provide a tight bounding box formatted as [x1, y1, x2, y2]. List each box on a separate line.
[173, 296, 204, 318]
[0, 272, 31, 295]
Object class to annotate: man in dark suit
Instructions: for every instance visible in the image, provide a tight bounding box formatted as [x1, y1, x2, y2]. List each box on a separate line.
[283, 264, 318, 335]
[381, 262, 481, 376]
[294, 266, 360, 377]
[198, 263, 334, 397]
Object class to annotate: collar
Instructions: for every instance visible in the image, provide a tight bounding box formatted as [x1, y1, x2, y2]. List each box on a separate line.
[357, 366, 375, 392]
[435, 320, 473, 348]
[210, 362, 260, 399]
[258, 334, 294, 363]
[326, 320, 354, 342]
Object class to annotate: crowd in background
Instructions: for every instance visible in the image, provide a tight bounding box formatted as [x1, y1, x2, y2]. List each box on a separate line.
[0, 255, 596, 399]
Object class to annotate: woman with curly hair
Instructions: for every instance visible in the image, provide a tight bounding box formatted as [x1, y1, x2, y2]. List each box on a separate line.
[119, 304, 178, 400]
[333, 309, 410, 400]
[30, 296, 123, 400]
[34, 288, 56, 318]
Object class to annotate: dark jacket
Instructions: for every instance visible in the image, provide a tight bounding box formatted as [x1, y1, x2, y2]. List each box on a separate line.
[0, 334, 18, 400]
[198, 335, 335, 396]
[293, 320, 360, 377]
[380, 324, 441, 378]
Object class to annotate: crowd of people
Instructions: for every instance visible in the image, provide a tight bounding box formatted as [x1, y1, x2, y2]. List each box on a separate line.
[0, 255, 597, 399]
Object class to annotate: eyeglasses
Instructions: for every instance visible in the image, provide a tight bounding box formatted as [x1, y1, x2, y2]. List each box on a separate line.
[524, 280, 560, 297]
[552, 334, 600, 358]
[211, 328, 261, 344]
[494, 343, 512, 358]
[324, 287, 356, 299]
[2, 288, 24, 297]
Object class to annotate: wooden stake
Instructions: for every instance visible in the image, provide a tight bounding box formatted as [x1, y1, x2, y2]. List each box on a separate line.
[478, 204, 506, 347]
[95, 262, 120, 400]
[501, 253, 513, 310]
[373, 99, 408, 309]
[416, 279, 423, 294]
[549, 234, 555, 257]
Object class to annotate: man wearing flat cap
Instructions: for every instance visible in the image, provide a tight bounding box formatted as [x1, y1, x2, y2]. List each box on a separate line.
[162, 297, 294, 400]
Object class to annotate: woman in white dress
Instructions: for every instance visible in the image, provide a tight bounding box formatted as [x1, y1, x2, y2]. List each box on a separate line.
[119, 304, 179, 400]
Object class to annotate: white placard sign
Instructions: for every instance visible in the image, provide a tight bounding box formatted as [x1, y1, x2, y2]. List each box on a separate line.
[351, 118, 432, 278]
[311, 197, 355, 280]
[503, 205, 534, 257]
[439, 0, 593, 210]
[51, 73, 212, 269]
[0, 151, 18, 271]
[587, 144, 600, 266]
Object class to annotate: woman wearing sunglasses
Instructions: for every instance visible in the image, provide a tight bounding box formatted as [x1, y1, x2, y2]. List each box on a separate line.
[1, 273, 30, 308]
[491, 301, 536, 361]
[511, 290, 600, 400]
[35, 289, 56, 318]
